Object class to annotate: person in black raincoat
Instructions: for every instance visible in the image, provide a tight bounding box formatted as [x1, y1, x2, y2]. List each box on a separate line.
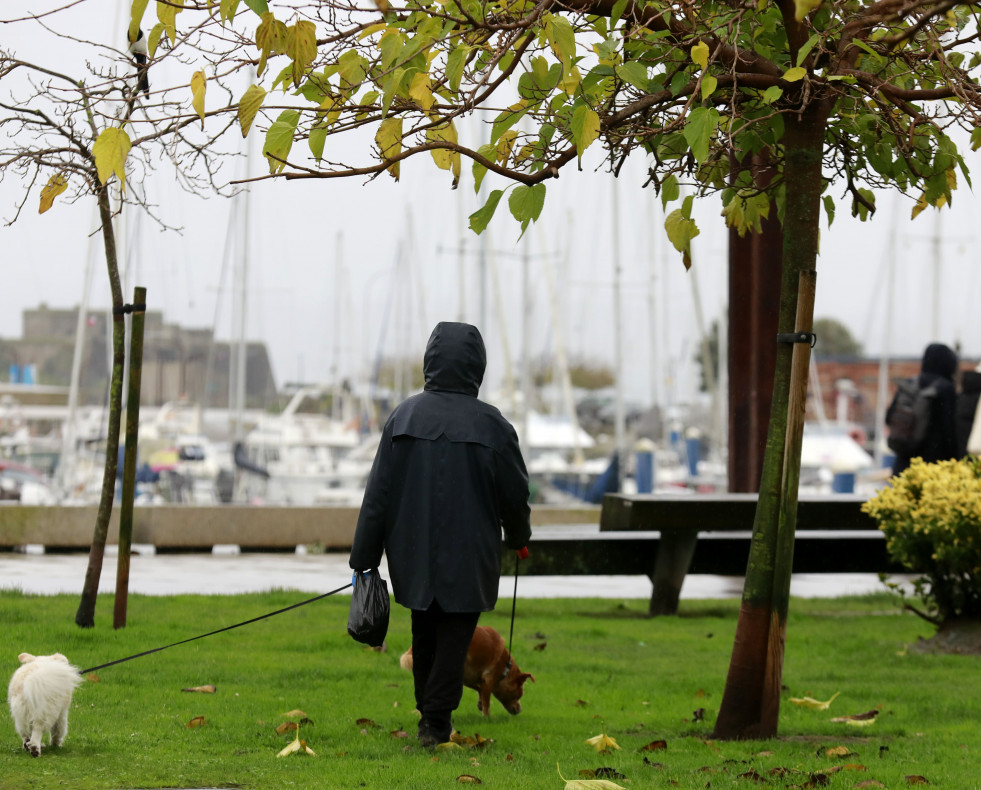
[889, 342, 959, 475]
[349, 321, 531, 747]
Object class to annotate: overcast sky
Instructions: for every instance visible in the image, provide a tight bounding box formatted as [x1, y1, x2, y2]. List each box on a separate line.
[3, 1, 979, 409]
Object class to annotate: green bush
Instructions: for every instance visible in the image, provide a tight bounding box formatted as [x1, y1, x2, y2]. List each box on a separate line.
[862, 456, 981, 622]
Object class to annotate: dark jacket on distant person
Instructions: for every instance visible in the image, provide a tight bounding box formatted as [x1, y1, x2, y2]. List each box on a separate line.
[349, 322, 531, 613]
[955, 366, 981, 458]
[890, 342, 958, 475]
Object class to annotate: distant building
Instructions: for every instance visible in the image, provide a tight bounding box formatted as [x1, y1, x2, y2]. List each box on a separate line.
[0, 304, 277, 408]
[808, 355, 979, 442]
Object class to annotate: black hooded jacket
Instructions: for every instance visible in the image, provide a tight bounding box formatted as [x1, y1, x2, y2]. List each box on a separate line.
[891, 342, 958, 474]
[955, 368, 981, 458]
[349, 322, 531, 612]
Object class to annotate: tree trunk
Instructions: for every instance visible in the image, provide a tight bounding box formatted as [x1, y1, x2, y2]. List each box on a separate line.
[712, 102, 828, 739]
[75, 184, 126, 628]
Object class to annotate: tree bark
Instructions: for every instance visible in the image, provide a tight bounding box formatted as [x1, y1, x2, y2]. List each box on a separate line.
[75, 184, 126, 628]
[712, 101, 829, 739]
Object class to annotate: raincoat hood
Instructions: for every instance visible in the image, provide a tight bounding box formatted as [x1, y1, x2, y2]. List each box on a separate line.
[921, 343, 958, 380]
[423, 322, 486, 396]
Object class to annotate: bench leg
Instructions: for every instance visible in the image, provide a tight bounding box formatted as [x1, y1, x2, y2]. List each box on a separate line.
[648, 532, 698, 616]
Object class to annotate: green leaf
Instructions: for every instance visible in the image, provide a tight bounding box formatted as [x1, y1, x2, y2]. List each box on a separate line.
[796, 32, 822, 67]
[660, 174, 679, 210]
[446, 45, 468, 91]
[473, 142, 497, 193]
[683, 107, 719, 164]
[508, 183, 547, 235]
[263, 109, 299, 174]
[308, 124, 327, 161]
[571, 105, 600, 163]
[761, 85, 783, 105]
[700, 74, 717, 101]
[219, 0, 241, 25]
[690, 41, 709, 70]
[971, 127, 981, 152]
[664, 206, 699, 270]
[615, 61, 648, 91]
[610, 0, 629, 28]
[469, 189, 505, 234]
[823, 194, 836, 227]
[783, 66, 807, 82]
[547, 15, 576, 63]
[243, 0, 269, 14]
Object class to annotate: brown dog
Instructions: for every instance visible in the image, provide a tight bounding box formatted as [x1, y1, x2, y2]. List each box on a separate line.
[399, 625, 534, 716]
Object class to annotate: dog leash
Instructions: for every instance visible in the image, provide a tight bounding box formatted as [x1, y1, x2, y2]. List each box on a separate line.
[507, 553, 519, 660]
[80, 582, 352, 674]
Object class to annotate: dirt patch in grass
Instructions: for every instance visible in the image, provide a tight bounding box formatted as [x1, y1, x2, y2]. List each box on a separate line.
[911, 618, 981, 655]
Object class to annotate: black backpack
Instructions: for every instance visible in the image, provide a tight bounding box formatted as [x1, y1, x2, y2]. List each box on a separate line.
[886, 378, 937, 456]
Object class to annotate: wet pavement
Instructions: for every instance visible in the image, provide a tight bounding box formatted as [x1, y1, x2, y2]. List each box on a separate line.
[0, 546, 907, 600]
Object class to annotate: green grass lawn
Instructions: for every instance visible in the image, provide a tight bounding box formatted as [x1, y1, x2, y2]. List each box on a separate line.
[1, 589, 978, 789]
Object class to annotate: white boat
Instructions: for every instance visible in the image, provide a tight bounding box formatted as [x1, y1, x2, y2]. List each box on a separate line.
[237, 386, 371, 506]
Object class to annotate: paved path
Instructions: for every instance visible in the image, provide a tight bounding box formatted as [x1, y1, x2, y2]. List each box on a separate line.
[0, 546, 907, 600]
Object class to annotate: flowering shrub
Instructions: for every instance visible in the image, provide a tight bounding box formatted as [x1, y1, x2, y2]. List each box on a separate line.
[862, 456, 981, 622]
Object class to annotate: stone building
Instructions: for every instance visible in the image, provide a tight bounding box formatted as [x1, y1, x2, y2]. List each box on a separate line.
[0, 304, 277, 408]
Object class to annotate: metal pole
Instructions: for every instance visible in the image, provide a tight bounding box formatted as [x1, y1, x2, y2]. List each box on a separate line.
[114, 287, 146, 630]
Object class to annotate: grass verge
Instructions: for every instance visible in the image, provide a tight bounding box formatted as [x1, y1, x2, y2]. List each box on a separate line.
[1, 590, 978, 789]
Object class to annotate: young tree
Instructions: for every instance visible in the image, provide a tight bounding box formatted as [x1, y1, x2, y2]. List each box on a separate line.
[0, 8, 237, 627]
[127, 0, 981, 737]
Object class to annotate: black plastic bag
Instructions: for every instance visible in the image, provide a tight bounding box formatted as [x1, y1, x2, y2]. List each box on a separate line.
[347, 569, 390, 647]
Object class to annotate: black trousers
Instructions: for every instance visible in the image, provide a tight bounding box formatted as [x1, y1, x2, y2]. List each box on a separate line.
[410, 603, 480, 740]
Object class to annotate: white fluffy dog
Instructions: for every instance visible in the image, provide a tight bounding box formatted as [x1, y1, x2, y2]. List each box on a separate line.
[8, 653, 83, 757]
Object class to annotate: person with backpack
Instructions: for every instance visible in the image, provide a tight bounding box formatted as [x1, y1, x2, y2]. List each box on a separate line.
[886, 342, 959, 475]
[956, 361, 981, 458]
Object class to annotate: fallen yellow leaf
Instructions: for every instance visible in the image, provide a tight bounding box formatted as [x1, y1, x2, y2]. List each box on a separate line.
[558, 764, 626, 789]
[789, 691, 840, 710]
[277, 732, 316, 757]
[182, 684, 216, 693]
[186, 716, 206, 728]
[282, 709, 308, 719]
[585, 733, 621, 753]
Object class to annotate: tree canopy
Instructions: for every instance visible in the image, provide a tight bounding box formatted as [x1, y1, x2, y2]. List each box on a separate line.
[93, 0, 981, 266]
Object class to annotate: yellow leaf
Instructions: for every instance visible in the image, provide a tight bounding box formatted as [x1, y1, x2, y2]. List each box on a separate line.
[911, 195, 929, 219]
[558, 764, 626, 789]
[372, 0, 390, 10]
[191, 70, 206, 125]
[281, 709, 308, 719]
[277, 728, 316, 757]
[427, 121, 460, 186]
[831, 709, 879, 725]
[38, 173, 68, 214]
[129, 0, 150, 44]
[700, 74, 717, 101]
[147, 22, 165, 58]
[789, 691, 840, 710]
[181, 684, 216, 693]
[285, 19, 317, 87]
[375, 117, 402, 180]
[691, 41, 709, 70]
[92, 127, 132, 192]
[585, 732, 621, 753]
[794, 0, 823, 20]
[186, 716, 206, 728]
[783, 66, 807, 82]
[238, 83, 266, 137]
[409, 72, 435, 111]
[156, 0, 183, 45]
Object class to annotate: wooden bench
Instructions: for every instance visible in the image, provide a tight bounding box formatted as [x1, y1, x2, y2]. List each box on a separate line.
[520, 493, 900, 615]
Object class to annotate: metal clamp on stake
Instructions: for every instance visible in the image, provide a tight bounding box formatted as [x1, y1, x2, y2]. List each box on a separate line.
[776, 331, 817, 348]
[112, 303, 147, 315]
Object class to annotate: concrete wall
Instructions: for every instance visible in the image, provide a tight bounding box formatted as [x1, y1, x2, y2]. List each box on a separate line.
[0, 505, 600, 550]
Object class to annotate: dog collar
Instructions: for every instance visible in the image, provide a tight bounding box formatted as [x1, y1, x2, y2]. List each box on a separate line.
[498, 657, 513, 682]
